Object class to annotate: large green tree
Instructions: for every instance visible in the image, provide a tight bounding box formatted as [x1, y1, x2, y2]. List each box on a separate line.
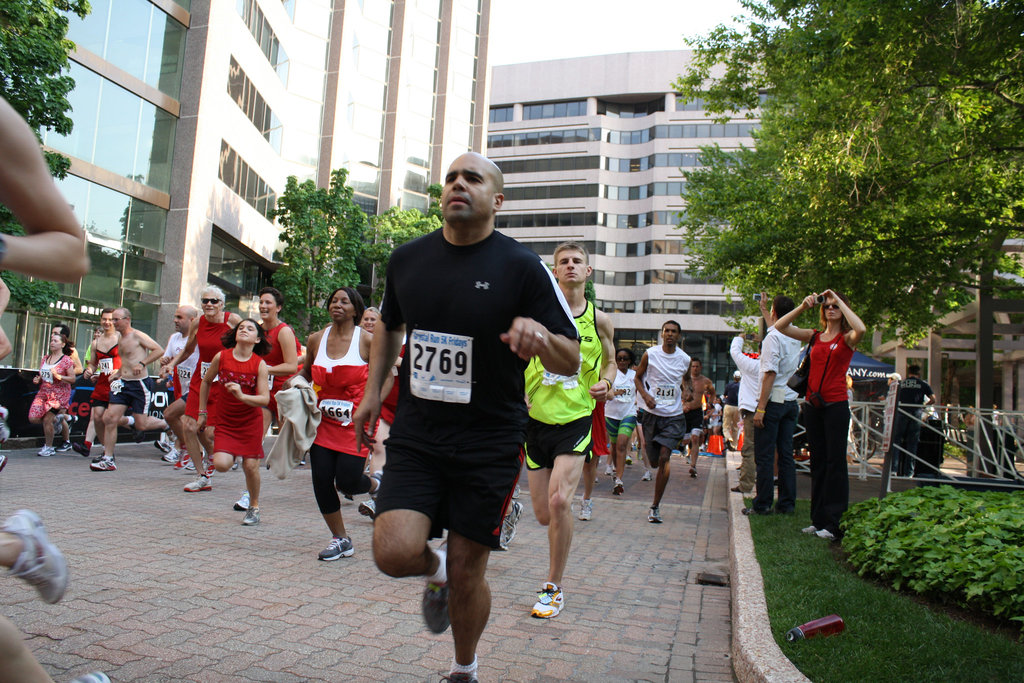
[675, 0, 1024, 339]
[272, 168, 368, 336]
[362, 184, 442, 304]
[0, 0, 90, 310]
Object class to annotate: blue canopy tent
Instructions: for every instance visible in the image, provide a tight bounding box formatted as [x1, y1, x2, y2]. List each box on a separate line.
[847, 352, 895, 382]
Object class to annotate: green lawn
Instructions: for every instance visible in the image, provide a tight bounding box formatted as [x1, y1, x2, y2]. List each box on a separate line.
[746, 500, 1024, 682]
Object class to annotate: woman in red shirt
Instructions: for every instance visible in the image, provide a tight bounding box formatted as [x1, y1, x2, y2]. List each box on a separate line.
[300, 287, 382, 561]
[197, 319, 270, 525]
[169, 286, 242, 492]
[775, 289, 865, 541]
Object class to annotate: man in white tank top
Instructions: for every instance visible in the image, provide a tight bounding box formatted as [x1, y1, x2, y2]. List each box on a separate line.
[633, 321, 691, 523]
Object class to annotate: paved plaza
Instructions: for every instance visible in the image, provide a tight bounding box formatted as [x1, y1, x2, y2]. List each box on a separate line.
[0, 441, 733, 682]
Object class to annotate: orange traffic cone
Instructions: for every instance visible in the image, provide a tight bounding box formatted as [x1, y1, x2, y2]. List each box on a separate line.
[737, 431, 744, 451]
[704, 434, 724, 457]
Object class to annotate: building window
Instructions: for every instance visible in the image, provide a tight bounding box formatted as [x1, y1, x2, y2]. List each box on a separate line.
[236, 0, 290, 83]
[496, 212, 598, 229]
[227, 57, 283, 152]
[503, 184, 598, 201]
[489, 106, 513, 123]
[487, 127, 600, 148]
[218, 141, 277, 220]
[598, 98, 665, 118]
[522, 100, 586, 120]
[495, 156, 600, 174]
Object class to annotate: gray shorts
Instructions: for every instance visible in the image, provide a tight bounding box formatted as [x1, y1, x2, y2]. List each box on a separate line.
[640, 412, 686, 463]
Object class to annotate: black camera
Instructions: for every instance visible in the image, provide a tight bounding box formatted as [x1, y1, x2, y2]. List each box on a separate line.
[814, 295, 825, 304]
[753, 293, 761, 301]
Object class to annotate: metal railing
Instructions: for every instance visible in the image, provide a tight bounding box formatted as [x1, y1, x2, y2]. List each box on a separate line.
[792, 401, 1024, 490]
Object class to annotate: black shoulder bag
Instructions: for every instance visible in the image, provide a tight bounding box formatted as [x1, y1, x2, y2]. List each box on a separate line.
[786, 331, 818, 398]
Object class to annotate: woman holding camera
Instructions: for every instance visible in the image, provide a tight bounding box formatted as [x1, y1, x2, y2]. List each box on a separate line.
[774, 289, 865, 541]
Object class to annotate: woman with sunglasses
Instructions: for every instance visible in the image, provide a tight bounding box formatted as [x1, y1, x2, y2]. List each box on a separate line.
[169, 286, 242, 493]
[774, 289, 865, 541]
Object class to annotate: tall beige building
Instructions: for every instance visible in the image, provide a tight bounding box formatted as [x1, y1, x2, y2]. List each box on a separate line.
[488, 51, 759, 383]
[3, 0, 489, 366]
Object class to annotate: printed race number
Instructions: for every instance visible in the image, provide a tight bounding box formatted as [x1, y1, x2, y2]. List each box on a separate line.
[409, 329, 472, 404]
[655, 383, 678, 405]
[319, 399, 353, 425]
[98, 358, 113, 375]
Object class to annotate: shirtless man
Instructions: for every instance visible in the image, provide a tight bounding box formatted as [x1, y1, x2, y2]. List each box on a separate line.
[681, 358, 716, 478]
[93, 308, 169, 472]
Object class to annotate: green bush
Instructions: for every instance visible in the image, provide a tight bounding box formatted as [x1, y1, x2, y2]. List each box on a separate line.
[842, 486, 1024, 629]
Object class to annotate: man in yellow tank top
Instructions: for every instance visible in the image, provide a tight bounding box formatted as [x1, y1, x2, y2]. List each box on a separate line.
[522, 242, 616, 619]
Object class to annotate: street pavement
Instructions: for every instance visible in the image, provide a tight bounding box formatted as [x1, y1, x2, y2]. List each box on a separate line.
[0, 440, 733, 682]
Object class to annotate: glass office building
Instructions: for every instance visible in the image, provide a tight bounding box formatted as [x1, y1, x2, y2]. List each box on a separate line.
[2, 0, 490, 367]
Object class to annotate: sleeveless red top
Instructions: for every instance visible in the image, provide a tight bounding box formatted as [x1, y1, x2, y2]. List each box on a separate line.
[311, 326, 370, 457]
[92, 343, 120, 401]
[211, 349, 265, 456]
[263, 321, 301, 394]
[186, 312, 232, 418]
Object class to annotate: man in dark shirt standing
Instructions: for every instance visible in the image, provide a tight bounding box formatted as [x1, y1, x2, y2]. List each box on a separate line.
[353, 152, 580, 683]
[891, 365, 936, 476]
[723, 370, 741, 451]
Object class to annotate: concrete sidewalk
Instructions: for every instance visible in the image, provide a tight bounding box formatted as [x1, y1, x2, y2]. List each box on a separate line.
[0, 442, 734, 682]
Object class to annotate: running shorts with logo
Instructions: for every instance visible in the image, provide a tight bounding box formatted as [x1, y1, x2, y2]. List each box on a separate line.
[524, 415, 593, 470]
[375, 437, 523, 550]
[110, 377, 156, 415]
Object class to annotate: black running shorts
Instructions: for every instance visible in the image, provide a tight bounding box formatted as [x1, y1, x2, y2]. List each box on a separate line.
[524, 415, 593, 471]
[375, 438, 523, 550]
[109, 377, 155, 415]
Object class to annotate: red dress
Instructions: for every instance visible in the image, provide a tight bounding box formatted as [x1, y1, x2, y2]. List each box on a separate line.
[91, 343, 120, 402]
[311, 325, 371, 457]
[185, 312, 231, 419]
[262, 321, 301, 418]
[212, 349, 265, 458]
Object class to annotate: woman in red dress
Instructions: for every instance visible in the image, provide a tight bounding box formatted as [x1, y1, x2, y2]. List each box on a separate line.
[169, 285, 241, 493]
[301, 287, 382, 560]
[197, 319, 270, 525]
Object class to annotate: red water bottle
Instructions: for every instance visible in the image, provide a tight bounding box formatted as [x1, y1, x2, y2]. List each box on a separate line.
[785, 614, 845, 642]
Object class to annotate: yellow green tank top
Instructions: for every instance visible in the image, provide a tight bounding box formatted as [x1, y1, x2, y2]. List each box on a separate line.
[526, 300, 602, 425]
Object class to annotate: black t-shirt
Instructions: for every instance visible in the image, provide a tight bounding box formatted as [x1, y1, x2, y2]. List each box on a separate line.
[381, 229, 578, 448]
[724, 381, 740, 406]
[897, 377, 933, 407]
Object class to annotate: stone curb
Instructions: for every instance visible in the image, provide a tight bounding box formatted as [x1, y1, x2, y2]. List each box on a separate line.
[725, 449, 810, 683]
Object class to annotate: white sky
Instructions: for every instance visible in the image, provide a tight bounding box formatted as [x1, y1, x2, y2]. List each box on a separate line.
[488, 0, 749, 66]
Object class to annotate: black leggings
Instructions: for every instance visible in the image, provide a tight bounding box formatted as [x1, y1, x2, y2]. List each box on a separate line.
[309, 443, 373, 515]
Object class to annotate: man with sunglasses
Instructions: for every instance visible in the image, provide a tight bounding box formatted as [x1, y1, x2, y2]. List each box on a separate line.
[744, 294, 801, 516]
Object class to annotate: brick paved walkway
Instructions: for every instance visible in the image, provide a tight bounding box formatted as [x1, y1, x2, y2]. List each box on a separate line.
[0, 442, 733, 682]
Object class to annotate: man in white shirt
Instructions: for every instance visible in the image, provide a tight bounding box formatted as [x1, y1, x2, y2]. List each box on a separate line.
[745, 295, 802, 515]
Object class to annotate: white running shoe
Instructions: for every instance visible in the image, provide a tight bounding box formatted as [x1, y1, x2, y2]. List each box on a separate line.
[641, 470, 653, 481]
[37, 445, 56, 457]
[2, 509, 68, 603]
[499, 501, 524, 550]
[184, 476, 211, 492]
[604, 464, 614, 476]
[234, 491, 250, 511]
[579, 499, 593, 521]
